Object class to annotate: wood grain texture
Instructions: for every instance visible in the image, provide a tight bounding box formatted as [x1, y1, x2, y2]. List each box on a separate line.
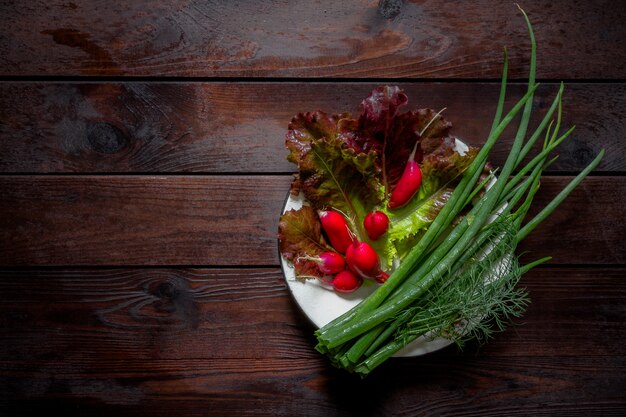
[0, 269, 308, 361]
[0, 175, 292, 266]
[0, 82, 622, 173]
[3, 357, 625, 417]
[0, 0, 623, 415]
[1, 1, 625, 78]
[0, 175, 624, 266]
[0, 267, 624, 416]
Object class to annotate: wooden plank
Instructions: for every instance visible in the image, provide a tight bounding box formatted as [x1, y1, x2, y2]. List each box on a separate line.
[0, 267, 624, 415]
[0, 269, 311, 361]
[0, 175, 624, 266]
[517, 176, 626, 266]
[1, 1, 625, 78]
[2, 356, 625, 416]
[0, 82, 622, 173]
[0, 175, 292, 266]
[0, 267, 622, 359]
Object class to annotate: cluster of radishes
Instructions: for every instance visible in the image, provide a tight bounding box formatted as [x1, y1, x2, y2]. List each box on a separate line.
[310, 138, 425, 293]
[311, 209, 390, 293]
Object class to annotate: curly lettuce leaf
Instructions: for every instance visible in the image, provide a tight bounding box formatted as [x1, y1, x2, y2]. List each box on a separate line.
[358, 86, 407, 146]
[421, 138, 478, 199]
[356, 87, 453, 191]
[298, 135, 384, 237]
[285, 111, 340, 164]
[386, 188, 453, 258]
[278, 206, 331, 282]
[384, 109, 453, 192]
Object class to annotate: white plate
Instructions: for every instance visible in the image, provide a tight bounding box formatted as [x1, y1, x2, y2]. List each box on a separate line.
[278, 139, 474, 357]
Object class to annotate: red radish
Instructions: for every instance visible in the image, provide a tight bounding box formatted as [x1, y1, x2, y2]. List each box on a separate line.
[319, 210, 353, 254]
[332, 270, 362, 293]
[388, 140, 422, 209]
[364, 210, 389, 240]
[345, 239, 383, 280]
[387, 109, 445, 209]
[305, 252, 345, 274]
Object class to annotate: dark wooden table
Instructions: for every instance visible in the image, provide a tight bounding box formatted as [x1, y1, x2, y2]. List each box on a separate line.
[1, 1, 625, 415]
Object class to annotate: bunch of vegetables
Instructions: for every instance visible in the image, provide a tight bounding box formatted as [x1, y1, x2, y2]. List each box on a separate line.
[278, 85, 479, 291]
[278, 7, 603, 376]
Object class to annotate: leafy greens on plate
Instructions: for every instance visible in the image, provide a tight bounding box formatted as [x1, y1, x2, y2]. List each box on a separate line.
[280, 86, 478, 277]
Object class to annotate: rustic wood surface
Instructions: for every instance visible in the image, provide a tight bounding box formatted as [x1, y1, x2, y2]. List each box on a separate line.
[0, 268, 624, 416]
[1, 1, 625, 416]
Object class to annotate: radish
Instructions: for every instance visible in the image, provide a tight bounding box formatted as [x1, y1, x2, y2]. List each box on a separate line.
[319, 210, 353, 254]
[332, 270, 362, 293]
[345, 239, 383, 280]
[388, 140, 422, 209]
[300, 252, 345, 275]
[387, 109, 446, 209]
[318, 252, 345, 274]
[364, 210, 389, 240]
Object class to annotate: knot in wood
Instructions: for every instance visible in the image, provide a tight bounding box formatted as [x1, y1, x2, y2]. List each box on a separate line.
[153, 281, 179, 300]
[378, 0, 403, 19]
[86, 122, 128, 154]
[573, 145, 595, 166]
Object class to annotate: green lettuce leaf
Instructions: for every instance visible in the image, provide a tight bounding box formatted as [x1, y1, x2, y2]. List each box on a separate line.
[385, 188, 454, 259]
